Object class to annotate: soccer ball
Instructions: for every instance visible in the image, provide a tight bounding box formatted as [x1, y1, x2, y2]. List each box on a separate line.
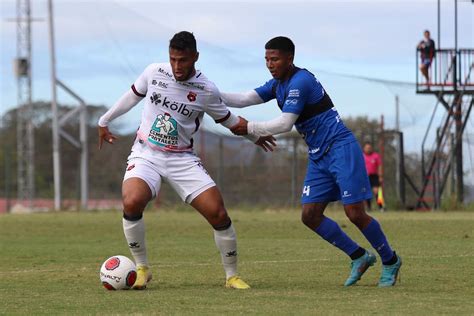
[99, 255, 137, 290]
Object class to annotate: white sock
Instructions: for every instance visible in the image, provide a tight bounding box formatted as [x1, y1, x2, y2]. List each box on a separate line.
[122, 217, 148, 267]
[214, 223, 238, 279]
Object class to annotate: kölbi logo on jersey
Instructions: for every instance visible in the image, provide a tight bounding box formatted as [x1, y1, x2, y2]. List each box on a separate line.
[150, 92, 195, 118]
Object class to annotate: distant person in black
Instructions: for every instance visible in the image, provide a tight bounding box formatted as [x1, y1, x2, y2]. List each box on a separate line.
[417, 30, 436, 85]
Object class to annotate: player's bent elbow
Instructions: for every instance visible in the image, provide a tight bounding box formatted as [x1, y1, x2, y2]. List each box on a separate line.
[281, 122, 294, 133]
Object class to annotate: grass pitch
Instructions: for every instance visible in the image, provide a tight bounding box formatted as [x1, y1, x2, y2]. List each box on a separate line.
[0, 209, 473, 315]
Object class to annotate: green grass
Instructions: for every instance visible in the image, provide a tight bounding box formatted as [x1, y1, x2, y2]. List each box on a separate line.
[0, 209, 473, 315]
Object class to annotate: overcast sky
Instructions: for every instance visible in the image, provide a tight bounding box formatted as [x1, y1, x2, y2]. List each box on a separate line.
[1, 0, 473, 158]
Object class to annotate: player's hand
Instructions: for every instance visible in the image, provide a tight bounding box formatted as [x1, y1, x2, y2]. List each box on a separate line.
[255, 135, 277, 152]
[230, 116, 248, 135]
[98, 126, 117, 149]
[379, 175, 384, 184]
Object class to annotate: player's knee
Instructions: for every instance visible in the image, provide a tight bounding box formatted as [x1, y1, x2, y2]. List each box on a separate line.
[347, 212, 363, 227]
[345, 204, 370, 229]
[301, 205, 324, 229]
[208, 205, 230, 228]
[212, 214, 232, 231]
[122, 193, 148, 215]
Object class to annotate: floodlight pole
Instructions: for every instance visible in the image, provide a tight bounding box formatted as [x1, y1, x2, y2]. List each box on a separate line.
[47, 0, 61, 210]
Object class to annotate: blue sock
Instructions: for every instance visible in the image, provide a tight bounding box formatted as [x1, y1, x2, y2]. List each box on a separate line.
[315, 216, 360, 258]
[361, 218, 394, 264]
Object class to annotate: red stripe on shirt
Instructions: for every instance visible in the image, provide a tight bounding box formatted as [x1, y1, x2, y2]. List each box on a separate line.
[214, 111, 231, 124]
[131, 84, 146, 98]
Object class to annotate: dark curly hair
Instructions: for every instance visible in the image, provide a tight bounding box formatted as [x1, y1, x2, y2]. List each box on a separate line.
[169, 31, 197, 52]
[265, 36, 295, 55]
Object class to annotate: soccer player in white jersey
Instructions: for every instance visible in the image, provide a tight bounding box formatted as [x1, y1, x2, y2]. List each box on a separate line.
[98, 31, 276, 290]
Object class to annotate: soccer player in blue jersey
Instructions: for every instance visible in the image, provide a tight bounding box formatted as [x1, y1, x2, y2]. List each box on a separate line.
[221, 36, 401, 287]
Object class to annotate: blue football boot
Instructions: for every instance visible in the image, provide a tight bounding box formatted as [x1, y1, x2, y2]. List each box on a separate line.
[378, 253, 402, 287]
[344, 250, 377, 286]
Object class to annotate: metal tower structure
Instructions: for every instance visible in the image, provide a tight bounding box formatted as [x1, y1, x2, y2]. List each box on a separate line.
[14, 0, 35, 207]
[47, 0, 89, 210]
[413, 0, 473, 209]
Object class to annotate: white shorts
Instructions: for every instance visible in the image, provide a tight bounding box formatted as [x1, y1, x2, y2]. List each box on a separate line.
[123, 140, 216, 203]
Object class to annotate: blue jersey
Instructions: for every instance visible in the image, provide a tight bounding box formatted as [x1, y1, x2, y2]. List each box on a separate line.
[255, 67, 355, 161]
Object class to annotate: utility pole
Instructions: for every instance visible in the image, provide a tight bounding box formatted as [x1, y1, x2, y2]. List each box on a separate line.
[395, 95, 400, 131]
[379, 115, 385, 207]
[394, 95, 405, 207]
[47, 0, 61, 210]
[397, 131, 406, 207]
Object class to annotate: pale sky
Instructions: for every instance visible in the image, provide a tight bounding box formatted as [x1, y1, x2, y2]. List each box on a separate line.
[1, 0, 473, 159]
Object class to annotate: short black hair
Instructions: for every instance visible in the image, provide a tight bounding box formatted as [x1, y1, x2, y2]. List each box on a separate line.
[169, 31, 197, 52]
[265, 36, 295, 55]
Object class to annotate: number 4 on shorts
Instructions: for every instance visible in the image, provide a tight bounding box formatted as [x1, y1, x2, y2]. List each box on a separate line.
[302, 185, 311, 196]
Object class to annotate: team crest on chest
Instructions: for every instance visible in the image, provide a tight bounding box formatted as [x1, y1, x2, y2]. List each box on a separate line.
[187, 91, 197, 102]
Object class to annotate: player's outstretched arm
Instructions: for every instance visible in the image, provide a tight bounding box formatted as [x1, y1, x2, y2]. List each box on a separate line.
[206, 85, 276, 151]
[97, 89, 143, 149]
[230, 112, 298, 137]
[220, 90, 264, 108]
[217, 113, 277, 152]
[227, 116, 277, 152]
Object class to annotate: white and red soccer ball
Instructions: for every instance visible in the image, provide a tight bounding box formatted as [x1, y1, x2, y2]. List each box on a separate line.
[99, 255, 137, 290]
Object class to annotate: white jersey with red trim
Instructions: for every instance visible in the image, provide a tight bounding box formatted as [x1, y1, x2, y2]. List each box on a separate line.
[132, 63, 231, 152]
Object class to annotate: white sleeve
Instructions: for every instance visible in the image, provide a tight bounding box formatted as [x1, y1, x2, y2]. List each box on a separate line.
[131, 64, 154, 97]
[218, 112, 259, 143]
[220, 90, 264, 108]
[243, 133, 259, 143]
[205, 86, 234, 124]
[98, 89, 143, 127]
[248, 113, 298, 137]
[219, 112, 239, 129]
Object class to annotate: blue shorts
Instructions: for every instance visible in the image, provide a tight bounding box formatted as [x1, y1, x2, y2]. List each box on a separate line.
[301, 141, 373, 205]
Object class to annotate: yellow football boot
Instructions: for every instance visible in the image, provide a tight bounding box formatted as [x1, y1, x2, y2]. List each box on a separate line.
[132, 265, 152, 290]
[225, 276, 250, 289]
